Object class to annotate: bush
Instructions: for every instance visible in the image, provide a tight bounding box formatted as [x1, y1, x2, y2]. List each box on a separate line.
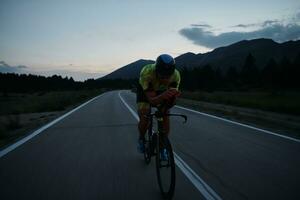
[181, 91, 300, 115]
[5, 115, 22, 130]
[0, 125, 6, 139]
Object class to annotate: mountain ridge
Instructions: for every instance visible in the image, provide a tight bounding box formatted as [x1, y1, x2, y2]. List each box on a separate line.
[101, 59, 154, 80]
[99, 38, 300, 80]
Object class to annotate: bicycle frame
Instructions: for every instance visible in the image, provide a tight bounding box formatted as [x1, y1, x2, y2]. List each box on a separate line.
[147, 108, 187, 134]
[145, 107, 187, 158]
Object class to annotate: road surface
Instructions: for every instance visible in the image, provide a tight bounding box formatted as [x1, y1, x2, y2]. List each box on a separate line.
[1, 90, 299, 200]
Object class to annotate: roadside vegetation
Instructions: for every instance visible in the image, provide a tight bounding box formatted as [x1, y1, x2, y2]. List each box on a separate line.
[180, 53, 300, 92]
[181, 91, 300, 115]
[178, 53, 300, 115]
[0, 89, 105, 148]
[0, 89, 104, 115]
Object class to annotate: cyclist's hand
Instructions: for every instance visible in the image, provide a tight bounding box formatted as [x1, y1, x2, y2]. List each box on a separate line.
[168, 88, 181, 97]
[165, 88, 181, 99]
[160, 90, 175, 100]
[165, 89, 180, 108]
[158, 89, 181, 104]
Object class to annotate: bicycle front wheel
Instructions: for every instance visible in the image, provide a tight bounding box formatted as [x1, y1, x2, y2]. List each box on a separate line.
[144, 130, 152, 164]
[156, 135, 176, 199]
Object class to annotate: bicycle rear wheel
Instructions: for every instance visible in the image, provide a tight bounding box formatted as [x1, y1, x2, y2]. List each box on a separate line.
[156, 135, 176, 199]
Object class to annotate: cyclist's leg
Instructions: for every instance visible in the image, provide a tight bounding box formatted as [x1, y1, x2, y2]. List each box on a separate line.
[138, 102, 150, 140]
[163, 110, 170, 135]
[136, 83, 151, 140]
[137, 103, 150, 153]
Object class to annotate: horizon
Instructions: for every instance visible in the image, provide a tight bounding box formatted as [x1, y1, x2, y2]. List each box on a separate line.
[1, 0, 300, 81]
[0, 37, 298, 81]
[0, 38, 300, 82]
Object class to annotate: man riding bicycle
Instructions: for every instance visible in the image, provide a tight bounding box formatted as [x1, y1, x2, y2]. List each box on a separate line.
[137, 54, 181, 156]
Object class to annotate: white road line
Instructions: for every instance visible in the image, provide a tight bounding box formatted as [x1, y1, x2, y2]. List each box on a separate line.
[118, 91, 222, 200]
[119, 93, 139, 120]
[174, 153, 222, 200]
[175, 105, 300, 143]
[0, 92, 107, 158]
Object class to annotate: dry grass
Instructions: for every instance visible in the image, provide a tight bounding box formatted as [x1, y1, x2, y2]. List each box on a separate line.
[181, 91, 300, 115]
[0, 89, 105, 147]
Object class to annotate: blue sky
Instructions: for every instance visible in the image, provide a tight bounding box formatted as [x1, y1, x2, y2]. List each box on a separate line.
[1, 0, 300, 80]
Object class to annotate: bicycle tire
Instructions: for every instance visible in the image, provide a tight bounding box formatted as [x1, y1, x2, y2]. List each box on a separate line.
[156, 135, 176, 199]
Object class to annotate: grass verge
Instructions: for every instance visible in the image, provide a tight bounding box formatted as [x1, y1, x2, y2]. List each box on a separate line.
[181, 91, 300, 116]
[0, 89, 106, 148]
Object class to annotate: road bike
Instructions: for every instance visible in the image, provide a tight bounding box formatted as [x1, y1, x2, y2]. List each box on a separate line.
[143, 106, 187, 199]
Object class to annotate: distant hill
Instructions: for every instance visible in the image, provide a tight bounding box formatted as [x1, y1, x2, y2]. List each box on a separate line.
[174, 52, 203, 70]
[99, 38, 300, 80]
[100, 59, 154, 80]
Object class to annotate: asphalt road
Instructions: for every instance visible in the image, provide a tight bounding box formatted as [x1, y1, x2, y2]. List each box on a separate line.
[1, 90, 300, 200]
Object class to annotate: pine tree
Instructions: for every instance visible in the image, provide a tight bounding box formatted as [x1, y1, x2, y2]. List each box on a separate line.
[261, 58, 279, 89]
[226, 66, 239, 90]
[240, 53, 260, 87]
[201, 64, 216, 91]
[292, 53, 300, 89]
[279, 56, 292, 88]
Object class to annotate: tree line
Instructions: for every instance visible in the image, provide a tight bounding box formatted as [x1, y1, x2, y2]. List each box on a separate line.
[1, 52, 299, 93]
[0, 73, 135, 93]
[180, 53, 300, 91]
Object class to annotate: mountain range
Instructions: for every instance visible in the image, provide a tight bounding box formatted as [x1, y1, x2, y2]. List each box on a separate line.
[100, 38, 300, 80]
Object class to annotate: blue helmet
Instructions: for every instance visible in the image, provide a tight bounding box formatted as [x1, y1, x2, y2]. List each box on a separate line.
[155, 54, 175, 77]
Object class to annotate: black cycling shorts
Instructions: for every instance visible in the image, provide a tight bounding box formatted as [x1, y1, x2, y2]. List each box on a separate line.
[136, 83, 149, 103]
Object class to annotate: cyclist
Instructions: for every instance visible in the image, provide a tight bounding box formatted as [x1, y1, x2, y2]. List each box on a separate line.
[136, 54, 181, 157]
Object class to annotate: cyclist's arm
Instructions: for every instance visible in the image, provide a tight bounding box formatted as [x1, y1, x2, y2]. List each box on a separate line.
[145, 90, 180, 106]
[164, 71, 181, 108]
[145, 91, 162, 105]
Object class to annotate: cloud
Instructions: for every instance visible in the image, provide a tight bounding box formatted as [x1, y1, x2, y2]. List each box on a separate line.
[0, 61, 10, 68]
[232, 23, 257, 28]
[179, 22, 300, 48]
[232, 20, 279, 28]
[191, 23, 212, 28]
[262, 20, 279, 27]
[296, 11, 300, 20]
[17, 65, 28, 69]
[0, 61, 28, 73]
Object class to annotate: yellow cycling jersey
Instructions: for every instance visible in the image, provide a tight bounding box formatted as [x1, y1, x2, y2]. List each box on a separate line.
[139, 64, 181, 92]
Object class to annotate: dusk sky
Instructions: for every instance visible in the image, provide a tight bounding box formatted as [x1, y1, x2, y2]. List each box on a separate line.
[1, 0, 300, 80]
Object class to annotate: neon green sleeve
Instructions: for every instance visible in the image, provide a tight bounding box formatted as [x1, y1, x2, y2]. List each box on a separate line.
[175, 70, 181, 89]
[139, 65, 152, 90]
[171, 69, 181, 89]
